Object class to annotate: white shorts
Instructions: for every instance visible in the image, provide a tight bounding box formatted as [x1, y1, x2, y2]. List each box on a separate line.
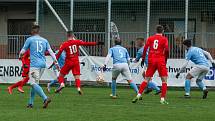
[189, 65, 209, 80]
[29, 67, 45, 85]
[112, 63, 132, 80]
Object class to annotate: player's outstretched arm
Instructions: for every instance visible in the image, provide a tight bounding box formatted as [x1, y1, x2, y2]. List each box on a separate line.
[176, 60, 189, 78]
[202, 50, 215, 65]
[79, 41, 97, 46]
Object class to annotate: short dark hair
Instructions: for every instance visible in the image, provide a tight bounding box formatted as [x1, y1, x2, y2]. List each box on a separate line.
[136, 38, 145, 42]
[156, 25, 164, 33]
[183, 39, 192, 47]
[67, 31, 74, 37]
[31, 25, 40, 33]
[114, 39, 122, 45]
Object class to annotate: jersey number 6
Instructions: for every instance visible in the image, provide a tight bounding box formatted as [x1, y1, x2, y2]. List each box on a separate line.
[153, 40, 159, 49]
[69, 45, 77, 54]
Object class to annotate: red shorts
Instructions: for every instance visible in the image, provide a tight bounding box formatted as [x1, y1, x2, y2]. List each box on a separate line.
[60, 62, 80, 75]
[145, 58, 168, 77]
[22, 66, 30, 77]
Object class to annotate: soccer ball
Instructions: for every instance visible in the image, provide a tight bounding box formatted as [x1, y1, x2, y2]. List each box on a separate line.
[96, 73, 105, 84]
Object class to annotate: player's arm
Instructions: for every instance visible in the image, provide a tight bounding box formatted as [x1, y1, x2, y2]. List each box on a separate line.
[103, 48, 113, 71]
[202, 50, 215, 65]
[141, 39, 149, 67]
[164, 38, 169, 63]
[126, 49, 131, 65]
[78, 40, 97, 46]
[46, 41, 59, 70]
[19, 38, 30, 59]
[134, 49, 142, 63]
[176, 52, 191, 78]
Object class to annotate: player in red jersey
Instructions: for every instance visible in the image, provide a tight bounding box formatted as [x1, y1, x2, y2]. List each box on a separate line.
[132, 25, 169, 104]
[55, 31, 101, 94]
[8, 50, 30, 94]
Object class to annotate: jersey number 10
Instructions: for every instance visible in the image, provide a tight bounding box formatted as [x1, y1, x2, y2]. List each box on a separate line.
[69, 45, 77, 54]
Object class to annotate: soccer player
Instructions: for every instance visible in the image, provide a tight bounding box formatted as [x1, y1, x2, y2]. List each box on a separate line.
[176, 39, 215, 99]
[55, 31, 101, 94]
[132, 25, 169, 104]
[103, 39, 139, 99]
[19, 25, 59, 108]
[8, 50, 30, 94]
[133, 38, 161, 95]
[47, 50, 66, 93]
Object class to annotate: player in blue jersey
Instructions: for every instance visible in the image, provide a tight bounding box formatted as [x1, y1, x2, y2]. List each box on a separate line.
[133, 38, 161, 95]
[176, 39, 215, 99]
[103, 39, 139, 99]
[47, 50, 66, 93]
[19, 25, 59, 108]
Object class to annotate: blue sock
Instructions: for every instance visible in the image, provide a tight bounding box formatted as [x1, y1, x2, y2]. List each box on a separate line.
[32, 84, 47, 101]
[28, 87, 35, 105]
[185, 79, 191, 95]
[129, 82, 138, 93]
[148, 81, 160, 92]
[49, 80, 58, 87]
[196, 79, 206, 91]
[111, 80, 116, 96]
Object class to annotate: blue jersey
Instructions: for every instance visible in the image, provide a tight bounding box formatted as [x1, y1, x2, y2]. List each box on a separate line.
[135, 47, 149, 66]
[108, 45, 130, 64]
[22, 35, 51, 68]
[55, 50, 66, 68]
[186, 47, 209, 67]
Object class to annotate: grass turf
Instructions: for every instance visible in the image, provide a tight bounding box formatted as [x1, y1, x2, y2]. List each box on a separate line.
[0, 85, 214, 121]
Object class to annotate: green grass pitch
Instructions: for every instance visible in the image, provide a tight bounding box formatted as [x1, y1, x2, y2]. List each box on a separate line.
[0, 85, 214, 121]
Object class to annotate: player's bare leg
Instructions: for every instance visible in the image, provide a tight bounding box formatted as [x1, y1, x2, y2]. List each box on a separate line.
[55, 73, 65, 93]
[74, 75, 83, 95]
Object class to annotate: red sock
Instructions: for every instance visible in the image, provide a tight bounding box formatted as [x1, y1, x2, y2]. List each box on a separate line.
[10, 80, 23, 89]
[58, 76, 64, 84]
[161, 82, 167, 98]
[138, 81, 148, 94]
[75, 79, 81, 88]
[19, 77, 29, 87]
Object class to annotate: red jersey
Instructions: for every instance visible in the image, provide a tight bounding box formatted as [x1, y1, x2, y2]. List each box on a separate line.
[21, 49, 30, 66]
[142, 34, 169, 60]
[56, 39, 97, 63]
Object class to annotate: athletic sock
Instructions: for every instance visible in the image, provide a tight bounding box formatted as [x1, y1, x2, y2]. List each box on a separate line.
[19, 77, 29, 87]
[148, 81, 160, 92]
[49, 80, 58, 87]
[58, 76, 64, 84]
[138, 81, 148, 95]
[75, 79, 81, 88]
[10, 80, 23, 89]
[161, 82, 167, 98]
[185, 79, 191, 95]
[129, 81, 138, 93]
[32, 84, 47, 101]
[28, 87, 35, 105]
[196, 79, 206, 91]
[111, 80, 116, 96]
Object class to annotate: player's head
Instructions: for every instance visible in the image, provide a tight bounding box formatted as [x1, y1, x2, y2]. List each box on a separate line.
[114, 39, 122, 45]
[67, 31, 75, 39]
[31, 25, 40, 35]
[156, 25, 164, 34]
[183, 39, 192, 48]
[135, 38, 145, 48]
